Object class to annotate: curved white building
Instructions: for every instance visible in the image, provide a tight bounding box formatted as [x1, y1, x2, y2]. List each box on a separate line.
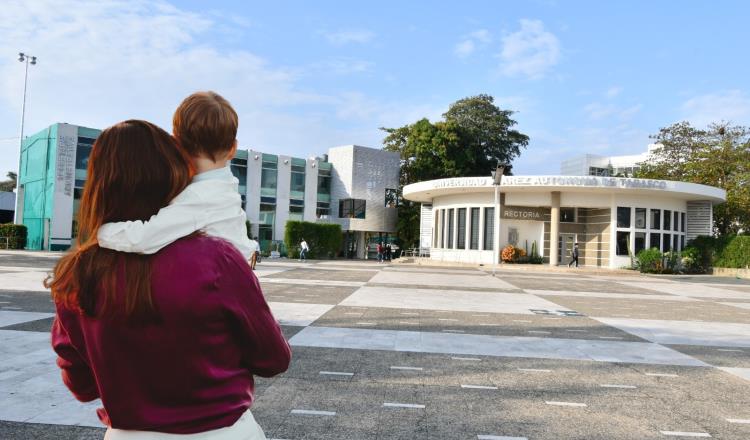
[404, 176, 726, 268]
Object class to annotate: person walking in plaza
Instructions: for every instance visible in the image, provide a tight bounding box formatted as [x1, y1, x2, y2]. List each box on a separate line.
[299, 238, 309, 261]
[249, 236, 260, 270]
[376, 242, 383, 263]
[49, 120, 290, 439]
[568, 242, 580, 268]
[385, 242, 392, 261]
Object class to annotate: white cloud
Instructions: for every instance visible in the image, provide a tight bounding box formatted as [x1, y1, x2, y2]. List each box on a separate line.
[454, 29, 491, 59]
[583, 103, 618, 120]
[499, 19, 560, 79]
[583, 102, 641, 121]
[681, 90, 750, 126]
[0, 1, 430, 175]
[454, 40, 476, 58]
[321, 29, 376, 45]
[605, 86, 622, 98]
[469, 29, 492, 44]
[311, 58, 374, 75]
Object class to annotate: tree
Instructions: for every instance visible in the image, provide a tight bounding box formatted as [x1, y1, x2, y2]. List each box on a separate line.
[0, 172, 17, 192]
[443, 94, 529, 175]
[381, 95, 528, 247]
[636, 122, 750, 235]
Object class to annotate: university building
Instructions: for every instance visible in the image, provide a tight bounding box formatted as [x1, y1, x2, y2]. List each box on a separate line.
[17, 123, 399, 257]
[407, 175, 725, 269]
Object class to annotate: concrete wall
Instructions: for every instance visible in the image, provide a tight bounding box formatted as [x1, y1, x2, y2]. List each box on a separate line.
[274, 154, 292, 240]
[687, 200, 713, 241]
[327, 145, 399, 233]
[246, 150, 263, 236]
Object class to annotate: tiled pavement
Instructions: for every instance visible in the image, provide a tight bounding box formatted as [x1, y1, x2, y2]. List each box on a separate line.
[1, 250, 749, 439]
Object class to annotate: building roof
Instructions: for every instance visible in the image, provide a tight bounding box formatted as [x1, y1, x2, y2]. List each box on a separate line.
[403, 176, 727, 204]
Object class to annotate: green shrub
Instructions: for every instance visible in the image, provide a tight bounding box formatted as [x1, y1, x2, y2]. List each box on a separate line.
[715, 236, 750, 268]
[680, 246, 703, 273]
[688, 235, 731, 270]
[0, 223, 27, 249]
[636, 247, 663, 273]
[284, 221, 342, 260]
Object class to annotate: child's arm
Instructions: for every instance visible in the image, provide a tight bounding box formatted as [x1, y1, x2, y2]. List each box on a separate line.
[98, 183, 253, 258]
[97, 186, 208, 254]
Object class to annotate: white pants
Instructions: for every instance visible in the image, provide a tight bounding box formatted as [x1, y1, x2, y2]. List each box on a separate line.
[104, 410, 266, 440]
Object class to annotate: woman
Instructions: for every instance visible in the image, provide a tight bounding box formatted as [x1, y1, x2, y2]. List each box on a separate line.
[47, 120, 290, 439]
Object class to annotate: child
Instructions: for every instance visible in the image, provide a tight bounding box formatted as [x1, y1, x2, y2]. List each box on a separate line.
[97, 91, 253, 258]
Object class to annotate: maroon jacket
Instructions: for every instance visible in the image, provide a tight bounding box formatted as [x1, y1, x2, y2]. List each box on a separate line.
[51, 236, 291, 434]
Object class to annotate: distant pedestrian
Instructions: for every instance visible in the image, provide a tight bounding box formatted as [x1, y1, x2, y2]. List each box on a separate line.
[568, 242, 579, 268]
[385, 243, 392, 261]
[249, 236, 260, 270]
[299, 238, 309, 261]
[376, 242, 383, 263]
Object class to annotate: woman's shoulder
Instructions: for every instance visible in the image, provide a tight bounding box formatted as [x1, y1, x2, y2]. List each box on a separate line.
[157, 235, 245, 268]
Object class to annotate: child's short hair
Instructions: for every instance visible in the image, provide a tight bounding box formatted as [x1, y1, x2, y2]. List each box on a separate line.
[173, 91, 238, 161]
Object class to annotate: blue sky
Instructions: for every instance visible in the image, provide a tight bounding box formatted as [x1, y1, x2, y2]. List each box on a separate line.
[1, 0, 749, 176]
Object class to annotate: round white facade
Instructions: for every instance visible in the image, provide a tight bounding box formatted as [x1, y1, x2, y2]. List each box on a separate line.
[404, 176, 726, 269]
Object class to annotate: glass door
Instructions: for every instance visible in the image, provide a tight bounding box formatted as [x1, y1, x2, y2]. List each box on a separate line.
[558, 233, 576, 265]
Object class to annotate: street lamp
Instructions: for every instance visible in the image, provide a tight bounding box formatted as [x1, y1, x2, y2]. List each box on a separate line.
[491, 163, 506, 276]
[14, 52, 37, 224]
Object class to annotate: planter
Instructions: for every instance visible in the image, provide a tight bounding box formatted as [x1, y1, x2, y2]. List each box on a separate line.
[712, 267, 750, 279]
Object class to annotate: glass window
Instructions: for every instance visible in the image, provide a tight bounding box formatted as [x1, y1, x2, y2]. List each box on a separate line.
[258, 224, 273, 243]
[635, 208, 646, 229]
[673, 234, 679, 251]
[470, 207, 480, 250]
[75, 143, 93, 171]
[316, 201, 330, 218]
[681, 235, 685, 250]
[617, 207, 631, 228]
[338, 199, 366, 219]
[650, 209, 661, 230]
[649, 233, 660, 250]
[634, 232, 646, 254]
[616, 231, 630, 256]
[447, 209, 454, 249]
[259, 203, 275, 226]
[456, 208, 466, 249]
[353, 199, 366, 219]
[664, 210, 671, 230]
[290, 162, 305, 199]
[385, 188, 398, 208]
[681, 212, 686, 232]
[289, 205, 304, 221]
[483, 207, 494, 250]
[261, 154, 278, 197]
[673, 211, 679, 231]
[560, 207, 575, 223]
[663, 233, 671, 252]
[441, 209, 446, 248]
[317, 168, 331, 198]
[230, 159, 247, 193]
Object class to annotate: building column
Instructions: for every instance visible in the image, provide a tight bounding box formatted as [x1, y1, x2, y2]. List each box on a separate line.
[549, 191, 561, 266]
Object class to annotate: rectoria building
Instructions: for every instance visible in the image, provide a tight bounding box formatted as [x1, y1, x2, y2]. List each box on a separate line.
[404, 175, 726, 268]
[17, 123, 399, 257]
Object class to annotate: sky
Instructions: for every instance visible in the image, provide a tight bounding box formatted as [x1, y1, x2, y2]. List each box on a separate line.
[1, 0, 749, 178]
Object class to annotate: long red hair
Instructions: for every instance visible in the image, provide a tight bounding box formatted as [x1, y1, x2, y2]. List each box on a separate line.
[47, 120, 194, 321]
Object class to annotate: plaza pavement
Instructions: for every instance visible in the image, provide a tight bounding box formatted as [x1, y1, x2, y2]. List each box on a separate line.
[1, 251, 750, 439]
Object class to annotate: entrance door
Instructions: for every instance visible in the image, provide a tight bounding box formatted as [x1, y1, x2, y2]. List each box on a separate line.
[558, 233, 576, 265]
[344, 231, 358, 259]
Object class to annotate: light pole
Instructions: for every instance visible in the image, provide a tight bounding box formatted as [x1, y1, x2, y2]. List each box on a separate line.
[491, 163, 506, 276]
[14, 52, 37, 224]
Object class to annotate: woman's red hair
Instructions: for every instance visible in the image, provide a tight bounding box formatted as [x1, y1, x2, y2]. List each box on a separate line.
[47, 120, 193, 321]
